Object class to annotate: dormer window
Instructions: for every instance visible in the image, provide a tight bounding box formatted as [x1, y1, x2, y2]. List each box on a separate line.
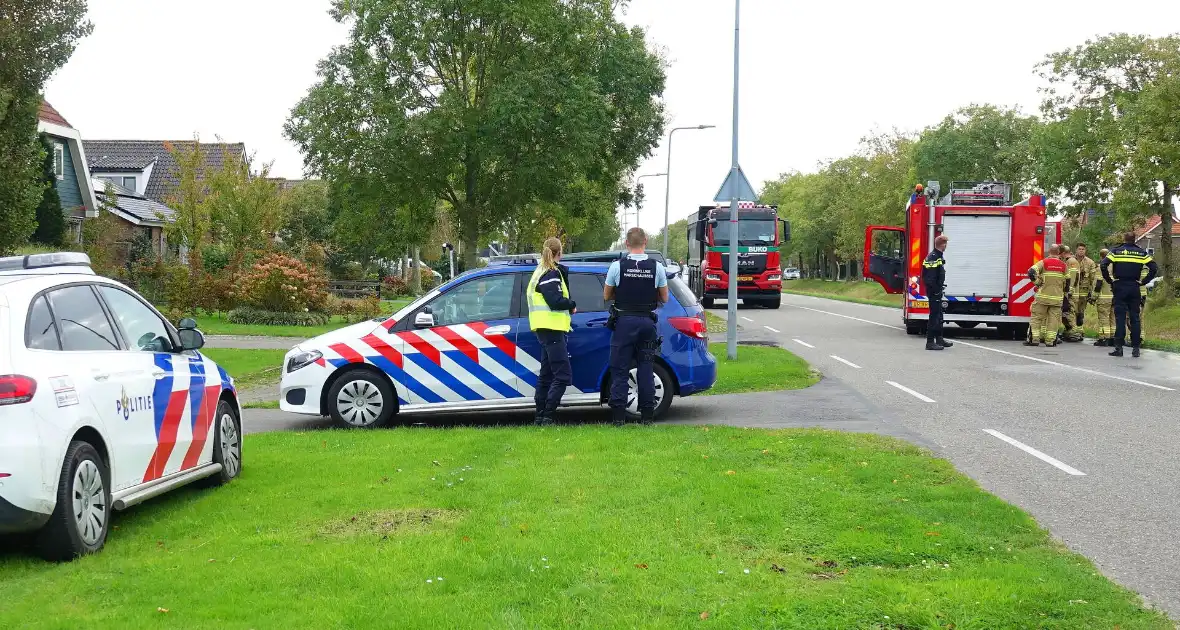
[53, 143, 64, 180]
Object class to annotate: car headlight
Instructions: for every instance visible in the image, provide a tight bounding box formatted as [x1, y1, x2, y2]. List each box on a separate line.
[286, 349, 323, 373]
[706, 274, 722, 281]
[768, 274, 782, 281]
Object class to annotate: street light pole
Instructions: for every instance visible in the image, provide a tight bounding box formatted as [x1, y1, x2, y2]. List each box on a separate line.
[726, 0, 741, 360]
[635, 172, 666, 243]
[662, 125, 715, 256]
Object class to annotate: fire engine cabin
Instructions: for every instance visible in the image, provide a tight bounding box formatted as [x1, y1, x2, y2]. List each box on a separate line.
[864, 181, 1061, 339]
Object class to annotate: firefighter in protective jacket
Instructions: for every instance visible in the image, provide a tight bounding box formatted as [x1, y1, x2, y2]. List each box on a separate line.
[1092, 248, 1115, 347]
[1060, 245, 1081, 341]
[1070, 243, 1097, 340]
[1026, 244, 1069, 347]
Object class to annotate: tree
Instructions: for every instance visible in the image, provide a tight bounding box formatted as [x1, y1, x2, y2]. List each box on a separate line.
[651, 218, 688, 263]
[286, 0, 666, 269]
[164, 140, 214, 272]
[279, 180, 333, 259]
[32, 134, 65, 245]
[915, 105, 1041, 198]
[1036, 34, 1180, 299]
[0, 0, 92, 254]
[208, 149, 282, 272]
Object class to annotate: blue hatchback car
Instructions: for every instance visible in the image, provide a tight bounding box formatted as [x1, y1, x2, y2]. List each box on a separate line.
[278, 259, 717, 427]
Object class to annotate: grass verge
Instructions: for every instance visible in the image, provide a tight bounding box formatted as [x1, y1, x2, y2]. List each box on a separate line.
[782, 279, 903, 309]
[0, 427, 1167, 629]
[704, 342, 818, 395]
[193, 300, 412, 338]
[200, 348, 288, 390]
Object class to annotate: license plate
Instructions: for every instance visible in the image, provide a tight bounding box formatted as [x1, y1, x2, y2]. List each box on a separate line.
[738, 276, 754, 282]
[910, 300, 929, 309]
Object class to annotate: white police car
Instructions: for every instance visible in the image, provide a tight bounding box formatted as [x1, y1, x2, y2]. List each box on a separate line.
[0, 253, 241, 560]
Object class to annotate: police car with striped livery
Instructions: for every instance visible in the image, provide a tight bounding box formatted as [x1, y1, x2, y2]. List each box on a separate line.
[280, 255, 717, 427]
[0, 253, 241, 560]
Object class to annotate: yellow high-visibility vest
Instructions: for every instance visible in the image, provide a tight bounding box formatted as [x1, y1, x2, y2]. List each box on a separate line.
[527, 265, 572, 332]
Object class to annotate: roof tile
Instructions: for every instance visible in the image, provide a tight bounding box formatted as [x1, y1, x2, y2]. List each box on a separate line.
[82, 140, 246, 204]
[38, 101, 71, 128]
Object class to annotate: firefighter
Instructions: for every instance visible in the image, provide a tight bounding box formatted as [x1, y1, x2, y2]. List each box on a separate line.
[1025, 244, 1068, 347]
[527, 237, 577, 426]
[922, 234, 952, 351]
[1092, 248, 1114, 346]
[1059, 245, 1081, 342]
[1101, 231, 1158, 358]
[604, 227, 668, 425]
[1070, 243, 1096, 341]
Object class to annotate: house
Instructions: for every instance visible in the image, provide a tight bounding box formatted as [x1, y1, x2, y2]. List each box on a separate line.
[37, 101, 100, 241]
[83, 139, 247, 204]
[1134, 211, 1180, 256]
[92, 179, 174, 258]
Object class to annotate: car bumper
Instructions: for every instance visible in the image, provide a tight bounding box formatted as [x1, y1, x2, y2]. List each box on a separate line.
[278, 360, 330, 416]
[673, 340, 717, 396]
[0, 418, 54, 533]
[0, 495, 51, 534]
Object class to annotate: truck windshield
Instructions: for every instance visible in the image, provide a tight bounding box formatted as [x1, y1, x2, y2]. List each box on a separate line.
[712, 219, 776, 246]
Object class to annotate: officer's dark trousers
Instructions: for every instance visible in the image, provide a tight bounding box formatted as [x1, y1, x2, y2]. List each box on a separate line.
[609, 315, 658, 412]
[926, 297, 945, 343]
[534, 329, 571, 415]
[1112, 281, 1142, 348]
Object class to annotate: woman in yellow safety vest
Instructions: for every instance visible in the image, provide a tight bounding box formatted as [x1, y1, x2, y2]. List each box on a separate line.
[527, 237, 577, 426]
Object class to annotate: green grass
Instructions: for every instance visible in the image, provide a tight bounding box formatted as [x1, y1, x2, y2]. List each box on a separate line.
[0, 427, 1166, 628]
[193, 299, 412, 339]
[200, 348, 288, 390]
[703, 311, 727, 334]
[782, 279, 903, 309]
[704, 342, 818, 395]
[243, 400, 281, 410]
[1078, 301, 1180, 353]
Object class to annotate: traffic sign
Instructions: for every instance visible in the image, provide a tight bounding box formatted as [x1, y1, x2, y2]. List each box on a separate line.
[713, 165, 758, 202]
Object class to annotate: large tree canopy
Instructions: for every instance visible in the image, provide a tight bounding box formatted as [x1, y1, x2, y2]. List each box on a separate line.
[287, 0, 666, 267]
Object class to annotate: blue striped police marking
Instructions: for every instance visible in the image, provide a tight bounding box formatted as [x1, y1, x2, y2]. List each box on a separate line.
[363, 355, 415, 405]
[405, 353, 484, 402]
[482, 347, 537, 389]
[443, 350, 521, 399]
[187, 357, 207, 431]
[151, 354, 175, 436]
[216, 363, 234, 392]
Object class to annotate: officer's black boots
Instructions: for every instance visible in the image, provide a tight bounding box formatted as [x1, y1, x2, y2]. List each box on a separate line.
[1093, 339, 1108, 347]
[611, 408, 626, 427]
[534, 411, 554, 427]
[937, 338, 953, 348]
[1109, 346, 1124, 357]
[925, 341, 944, 351]
[640, 410, 654, 425]
[1132, 347, 1142, 358]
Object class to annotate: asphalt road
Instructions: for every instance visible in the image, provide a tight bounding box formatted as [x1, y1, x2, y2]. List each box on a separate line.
[238, 292, 1180, 617]
[717, 293, 1180, 618]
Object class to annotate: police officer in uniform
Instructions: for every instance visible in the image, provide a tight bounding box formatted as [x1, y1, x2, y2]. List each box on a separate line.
[922, 234, 952, 351]
[604, 228, 668, 425]
[527, 237, 577, 425]
[1101, 231, 1158, 358]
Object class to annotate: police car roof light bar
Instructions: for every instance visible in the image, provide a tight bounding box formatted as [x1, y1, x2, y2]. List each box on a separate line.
[0, 252, 93, 273]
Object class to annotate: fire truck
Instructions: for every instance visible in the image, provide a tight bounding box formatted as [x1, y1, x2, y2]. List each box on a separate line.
[686, 203, 789, 309]
[863, 181, 1061, 339]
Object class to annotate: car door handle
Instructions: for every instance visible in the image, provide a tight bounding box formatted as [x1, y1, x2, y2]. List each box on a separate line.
[93, 372, 110, 382]
[585, 318, 610, 328]
[152, 370, 167, 380]
[484, 325, 511, 336]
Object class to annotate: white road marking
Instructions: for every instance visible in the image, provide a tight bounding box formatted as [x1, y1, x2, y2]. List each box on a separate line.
[764, 325, 782, 334]
[983, 429, 1087, 476]
[830, 355, 862, 369]
[886, 381, 936, 403]
[786, 301, 1175, 392]
[740, 316, 755, 322]
[792, 338, 814, 348]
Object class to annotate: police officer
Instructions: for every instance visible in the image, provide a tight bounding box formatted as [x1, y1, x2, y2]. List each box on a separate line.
[922, 234, 952, 351]
[1026, 244, 1068, 346]
[1101, 231, 1158, 358]
[1092, 248, 1115, 347]
[604, 228, 668, 425]
[527, 237, 577, 425]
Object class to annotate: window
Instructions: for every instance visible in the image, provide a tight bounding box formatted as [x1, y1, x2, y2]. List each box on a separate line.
[26, 296, 61, 351]
[98, 286, 173, 352]
[568, 273, 607, 312]
[53, 143, 65, 180]
[46, 286, 119, 351]
[426, 274, 515, 328]
[122, 176, 136, 191]
[668, 276, 698, 307]
[712, 219, 776, 246]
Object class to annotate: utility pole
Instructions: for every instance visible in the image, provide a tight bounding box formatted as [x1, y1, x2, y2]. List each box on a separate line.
[662, 125, 715, 255]
[726, 0, 741, 361]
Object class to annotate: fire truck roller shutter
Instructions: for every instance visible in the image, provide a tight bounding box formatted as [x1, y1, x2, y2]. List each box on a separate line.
[941, 214, 1012, 298]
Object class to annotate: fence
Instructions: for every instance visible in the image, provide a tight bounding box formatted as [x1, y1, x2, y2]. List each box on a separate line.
[328, 279, 382, 299]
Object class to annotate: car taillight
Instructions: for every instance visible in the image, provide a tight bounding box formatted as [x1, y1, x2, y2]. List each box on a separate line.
[0, 375, 37, 406]
[669, 316, 708, 340]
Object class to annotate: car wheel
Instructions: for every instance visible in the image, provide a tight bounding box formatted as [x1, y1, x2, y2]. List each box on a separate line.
[625, 363, 673, 421]
[904, 320, 924, 336]
[327, 369, 396, 429]
[702, 296, 714, 308]
[957, 321, 980, 329]
[767, 295, 781, 309]
[203, 399, 242, 486]
[36, 441, 111, 561]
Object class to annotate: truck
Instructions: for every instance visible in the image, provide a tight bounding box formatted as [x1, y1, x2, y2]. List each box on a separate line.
[863, 181, 1061, 339]
[685, 203, 789, 309]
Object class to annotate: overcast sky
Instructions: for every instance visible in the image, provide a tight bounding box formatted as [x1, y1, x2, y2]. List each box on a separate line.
[45, 0, 1180, 234]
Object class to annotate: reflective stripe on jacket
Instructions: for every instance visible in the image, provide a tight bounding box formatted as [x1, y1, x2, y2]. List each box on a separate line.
[527, 266, 572, 332]
[1033, 257, 1068, 306]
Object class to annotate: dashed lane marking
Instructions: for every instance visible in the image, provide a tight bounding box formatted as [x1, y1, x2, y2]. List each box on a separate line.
[983, 429, 1086, 476]
[886, 381, 936, 403]
[764, 326, 782, 334]
[792, 338, 814, 349]
[830, 355, 862, 369]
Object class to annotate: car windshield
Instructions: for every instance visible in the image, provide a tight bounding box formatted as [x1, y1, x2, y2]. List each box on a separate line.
[712, 219, 776, 247]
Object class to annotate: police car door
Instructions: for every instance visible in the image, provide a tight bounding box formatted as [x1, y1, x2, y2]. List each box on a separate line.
[513, 271, 612, 396]
[398, 272, 525, 407]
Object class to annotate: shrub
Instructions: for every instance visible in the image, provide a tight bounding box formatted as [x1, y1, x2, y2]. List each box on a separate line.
[328, 295, 384, 323]
[421, 274, 439, 292]
[382, 275, 410, 297]
[226, 307, 332, 327]
[235, 253, 329, 313]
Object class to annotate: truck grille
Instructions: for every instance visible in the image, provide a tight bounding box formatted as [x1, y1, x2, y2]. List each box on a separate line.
[719, 253, 767, 274]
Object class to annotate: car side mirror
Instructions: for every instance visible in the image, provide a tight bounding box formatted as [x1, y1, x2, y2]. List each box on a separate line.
[178, 328, 205, 351]
[178, 317, 198, 330]
[414, 310, 435, 329]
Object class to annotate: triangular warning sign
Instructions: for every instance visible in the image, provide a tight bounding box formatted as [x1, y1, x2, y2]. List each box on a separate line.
[713, 165, 759, 203]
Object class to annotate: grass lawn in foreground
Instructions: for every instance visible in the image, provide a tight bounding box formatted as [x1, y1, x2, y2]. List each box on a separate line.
[704, 342, 817, 395]
[0, 427, 1166, 628]
[782, 279, 903, 309]
[200, 348, 289, 390]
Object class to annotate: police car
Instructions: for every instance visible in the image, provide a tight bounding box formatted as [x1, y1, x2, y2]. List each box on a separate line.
[279, 257, 717, 427]
[0, 253, 241, 560]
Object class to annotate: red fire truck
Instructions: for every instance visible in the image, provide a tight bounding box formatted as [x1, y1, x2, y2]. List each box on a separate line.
[864, 181, 1061, 339]
[686, 203, 789, 309]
